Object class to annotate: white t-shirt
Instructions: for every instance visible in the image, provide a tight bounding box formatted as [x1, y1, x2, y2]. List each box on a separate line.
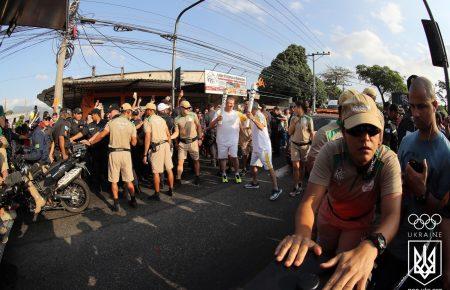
[213, 110, 243, 146]
[251, 111, 271, 153]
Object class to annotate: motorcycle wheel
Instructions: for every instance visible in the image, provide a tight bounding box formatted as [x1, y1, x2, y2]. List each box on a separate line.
[60, 178, 91, 213]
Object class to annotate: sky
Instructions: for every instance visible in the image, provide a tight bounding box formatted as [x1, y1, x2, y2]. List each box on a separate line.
[0, 0, 449, 109]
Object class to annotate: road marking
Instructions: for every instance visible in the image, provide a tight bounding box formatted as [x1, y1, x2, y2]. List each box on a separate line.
[244, 211, 283, 221]
[161, 197, 195, 213]
[132, 216, 157, 228]
[208, 199, 232, 207]
[175, 193, 210, 205]
[224, 219, 238, 226]
[146, 264, 187, 290]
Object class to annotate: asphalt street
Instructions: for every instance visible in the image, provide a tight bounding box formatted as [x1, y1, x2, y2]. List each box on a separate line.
[3, 157, 299, 290]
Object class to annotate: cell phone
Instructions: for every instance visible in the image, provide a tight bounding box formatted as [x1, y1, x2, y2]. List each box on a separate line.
[409, 159, 424, 173]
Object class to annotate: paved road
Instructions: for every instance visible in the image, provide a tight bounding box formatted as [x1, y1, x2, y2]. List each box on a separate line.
[3, 159, 299, 290]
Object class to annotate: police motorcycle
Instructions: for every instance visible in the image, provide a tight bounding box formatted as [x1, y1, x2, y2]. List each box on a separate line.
[9, 143, 91, 213]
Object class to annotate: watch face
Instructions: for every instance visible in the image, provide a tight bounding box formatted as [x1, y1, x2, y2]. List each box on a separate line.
[377, 235, 386, 249]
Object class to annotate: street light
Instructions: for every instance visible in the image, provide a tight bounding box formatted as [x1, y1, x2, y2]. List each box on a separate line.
[171, 0, 206, 109]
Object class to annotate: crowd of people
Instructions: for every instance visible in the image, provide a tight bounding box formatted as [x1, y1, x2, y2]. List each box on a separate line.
[0, 74, 449, 288]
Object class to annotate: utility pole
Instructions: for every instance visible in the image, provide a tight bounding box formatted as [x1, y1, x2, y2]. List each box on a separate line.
[307, 51, 330, 113]
[53, 0, 80, 113]
[170, 0, 205, 109]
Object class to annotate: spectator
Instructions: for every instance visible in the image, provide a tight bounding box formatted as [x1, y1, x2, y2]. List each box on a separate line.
[373, 76, 450, 289]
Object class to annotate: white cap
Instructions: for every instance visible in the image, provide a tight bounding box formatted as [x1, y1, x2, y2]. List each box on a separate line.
[157, 103, 170, 112]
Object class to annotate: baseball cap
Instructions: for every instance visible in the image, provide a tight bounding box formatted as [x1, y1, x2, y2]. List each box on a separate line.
[91, 108, 101, 116]
[252, 101, 262, 111]
[338, 89, 359, 106]
[362, 87, 377, 101]
[157, 103, 170, 112]
[180, 100, 192, 109]
[121, 103, 133, 111]
[340, 90, 383, 130]
[145, 102, 156, 111]
[73, 107, 82, 114]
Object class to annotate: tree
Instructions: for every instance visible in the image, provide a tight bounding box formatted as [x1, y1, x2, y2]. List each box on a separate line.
[436, 80, 448, 106]
[355, 65, 406, 104]
[320, 66, 353, 97]
[258, 44, 327, 105]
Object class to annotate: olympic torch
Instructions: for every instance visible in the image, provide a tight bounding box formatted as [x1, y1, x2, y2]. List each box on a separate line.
[245, 83, 257, 127]
[218, 88, 228, 125]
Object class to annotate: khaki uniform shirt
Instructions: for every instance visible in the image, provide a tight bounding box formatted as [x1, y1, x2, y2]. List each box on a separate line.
[143, 115, 169, 143]
[289, 115, 314, 143]
[309, 138, 402, 220]
[175, 112, 199, 139]
[105, 116, 137, 149]
[308, 121, 342, 163]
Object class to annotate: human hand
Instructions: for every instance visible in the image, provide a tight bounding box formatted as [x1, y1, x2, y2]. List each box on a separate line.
[80, 140, 90, 146]
[62, 153, 69, 160]
[405, 159, 428, 197]
[133, 92, 137, 100]
[143, 156, 148, 165]
[217, 115, 223, 122]
[198, 139, 202, 147]
[320, 240, 378, 290]
[274, 234, 322, 267]
[246, 112, 253, 119]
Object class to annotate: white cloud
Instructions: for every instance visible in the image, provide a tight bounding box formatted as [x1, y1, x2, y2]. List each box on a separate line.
[331, 29, 405, 67]
[208, 0, 264, 17]
[289, 1, 303, 11]
[35, 74, 49, 81]
[371, 3, 404, 34]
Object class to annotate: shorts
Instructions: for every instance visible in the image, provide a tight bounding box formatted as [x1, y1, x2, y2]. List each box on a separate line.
[0, 148, 8, 173]
[290, 142, 310, 162]
[150, 142, 173, 174]
[178, 140, 199, 161]
[239, 140, 252, 156]
[250, 150, 273, 170]
[217, 143, 238, 159]
[108, 151, 134, 183]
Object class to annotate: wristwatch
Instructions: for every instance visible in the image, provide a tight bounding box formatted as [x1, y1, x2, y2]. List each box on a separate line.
[364, 233, 387, 256]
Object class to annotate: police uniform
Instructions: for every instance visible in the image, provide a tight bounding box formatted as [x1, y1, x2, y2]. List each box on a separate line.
[106, 115, 137, 183]
[289, 114, 314, 162]
[174, 112, 200, 161]
[144, 115, 173, 174]
[69, 118, 86, 138]
[51, 117, 71, 159]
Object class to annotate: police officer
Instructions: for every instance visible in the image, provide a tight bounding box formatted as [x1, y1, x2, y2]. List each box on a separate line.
[69, 107, 86, 138]
[51, 108, 72, 161]
[172, 100, 202, 186]
[143, 103, 174, 200]
[88, 103, 138, 212]
[288, 101, 314, 197]
[23, 116, 52, 164]
[382, 104, 399, 152]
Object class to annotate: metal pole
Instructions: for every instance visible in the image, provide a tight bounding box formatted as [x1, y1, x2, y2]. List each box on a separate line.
[312, 55, 316, 113]
[423, 0, 450, 111]
[171, 0, 205, 109]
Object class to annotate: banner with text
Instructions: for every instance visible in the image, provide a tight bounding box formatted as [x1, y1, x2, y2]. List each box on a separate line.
[204, 70, 247, 97]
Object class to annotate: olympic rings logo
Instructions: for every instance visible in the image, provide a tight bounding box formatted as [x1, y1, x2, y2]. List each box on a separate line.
[408, 213, 442, 230]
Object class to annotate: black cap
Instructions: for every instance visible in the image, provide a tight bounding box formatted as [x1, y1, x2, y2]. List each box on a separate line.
[43, 111, 50, 118]
[73, 107, 82, 114]
[91, 108, 101, 116]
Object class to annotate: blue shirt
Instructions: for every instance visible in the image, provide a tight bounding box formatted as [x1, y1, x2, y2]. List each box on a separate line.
[388, 130, 450, 261]
[397, 130, 450, 200]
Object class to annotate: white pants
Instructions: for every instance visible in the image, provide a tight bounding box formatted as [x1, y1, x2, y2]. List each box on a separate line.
[250, 150, 273, 170]
[217, 143, 238, 159]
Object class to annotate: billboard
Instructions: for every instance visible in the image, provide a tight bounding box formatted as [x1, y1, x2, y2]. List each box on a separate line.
[204, 70, 247, 97]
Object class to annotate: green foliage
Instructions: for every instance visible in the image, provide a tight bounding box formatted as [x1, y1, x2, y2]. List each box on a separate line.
[355, 64, 406, 103]
[258, 44, 327, 105]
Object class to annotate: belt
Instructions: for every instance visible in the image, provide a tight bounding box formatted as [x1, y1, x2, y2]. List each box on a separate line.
[292, 140, 311, 147]
[151, 140, 168, 146]
[108, 148, 131, 153]
[180, 136, 198, 144]
[327, 196, 373, 221]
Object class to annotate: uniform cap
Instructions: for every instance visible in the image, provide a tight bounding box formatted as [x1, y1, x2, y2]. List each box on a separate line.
[91, 108, 101, 116]
[121, 103, 133, 111]
[340, 90, 383, 130]
[157, 103, 170, 112]
[180, 101, 192, 109]
[73, 107, 82, 114]
[362, 87, 377, 101]
[108, 104, 120, 113]
[145, 102, 156, 111]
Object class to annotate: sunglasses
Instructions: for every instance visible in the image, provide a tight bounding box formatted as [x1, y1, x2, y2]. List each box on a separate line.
[346, 124, 381, 137]
[44, 117, 52, 121]
[182, 107, 192, 110]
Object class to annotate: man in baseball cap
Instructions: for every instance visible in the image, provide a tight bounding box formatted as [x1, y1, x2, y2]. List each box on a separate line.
[158, 102, 175, 133]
